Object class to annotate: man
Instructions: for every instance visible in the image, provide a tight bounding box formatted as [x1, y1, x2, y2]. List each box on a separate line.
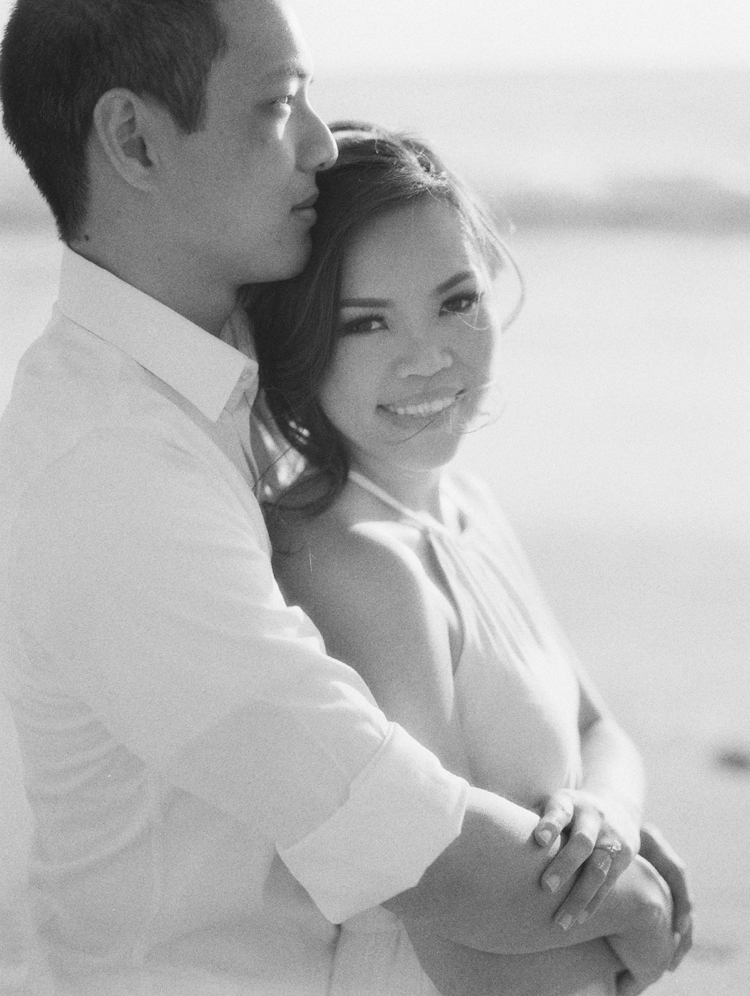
[0, 0, 691, 993]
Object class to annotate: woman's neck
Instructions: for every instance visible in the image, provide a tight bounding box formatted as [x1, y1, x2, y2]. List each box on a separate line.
[349, 457, 445, 523]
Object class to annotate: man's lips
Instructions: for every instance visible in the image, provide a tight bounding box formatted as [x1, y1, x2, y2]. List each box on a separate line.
[292, 192, 319, 212]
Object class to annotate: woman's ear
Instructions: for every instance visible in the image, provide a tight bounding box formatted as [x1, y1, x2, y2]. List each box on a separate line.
[91, 88, 165, 191]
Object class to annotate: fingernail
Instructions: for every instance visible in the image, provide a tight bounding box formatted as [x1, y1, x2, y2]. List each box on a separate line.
[678, 915, 691, 934]
[537, 828, 553, 846]
[545, 875, 561, 894]
[557, 913, 572, 931]
[577, 910, 588, 925]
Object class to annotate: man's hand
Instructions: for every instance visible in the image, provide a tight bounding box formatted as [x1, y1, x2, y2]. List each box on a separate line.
[638, 822, 694, 970]
[606, 855, 677, 995]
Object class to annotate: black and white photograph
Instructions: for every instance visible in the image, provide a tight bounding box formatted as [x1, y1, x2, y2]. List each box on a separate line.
[1, 1, 747, 993]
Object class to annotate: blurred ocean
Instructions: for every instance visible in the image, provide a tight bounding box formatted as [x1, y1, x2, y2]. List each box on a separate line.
[2, 68, 749, 230]
[1, 68, 749, 992]
[310, 68, 750, 232]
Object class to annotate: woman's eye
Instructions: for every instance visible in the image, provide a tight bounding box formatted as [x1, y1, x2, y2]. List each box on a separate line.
[339, 315, 387, 336]
[441, 291, 481, 315]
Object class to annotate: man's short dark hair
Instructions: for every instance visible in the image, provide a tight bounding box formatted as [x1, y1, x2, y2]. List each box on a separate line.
[0, 0, 228, 242]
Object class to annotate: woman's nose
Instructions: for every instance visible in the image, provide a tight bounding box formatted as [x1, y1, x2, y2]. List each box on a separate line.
[394, 342, 454, 379]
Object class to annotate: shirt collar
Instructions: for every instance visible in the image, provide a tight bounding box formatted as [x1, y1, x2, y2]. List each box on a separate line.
[56, 247, 258, 422]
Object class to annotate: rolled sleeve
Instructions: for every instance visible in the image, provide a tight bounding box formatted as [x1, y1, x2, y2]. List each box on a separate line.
[280, 723, 469, 923]
[9, 422, 468, 917]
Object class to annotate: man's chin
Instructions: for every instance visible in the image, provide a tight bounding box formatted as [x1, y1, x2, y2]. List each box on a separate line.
[245, 237, 312, 285]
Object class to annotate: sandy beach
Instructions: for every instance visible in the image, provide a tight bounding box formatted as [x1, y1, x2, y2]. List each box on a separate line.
[2, 222, 748, 993]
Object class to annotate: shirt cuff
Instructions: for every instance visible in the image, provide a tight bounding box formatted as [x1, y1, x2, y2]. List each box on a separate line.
[278, 723, 469, 923]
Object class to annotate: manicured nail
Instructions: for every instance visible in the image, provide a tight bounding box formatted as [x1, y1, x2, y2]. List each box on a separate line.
[537, 828, 553, 846]
[577, 910, 589, 925]
[545, 875, 561, 894]
[557, 913, 573, 931]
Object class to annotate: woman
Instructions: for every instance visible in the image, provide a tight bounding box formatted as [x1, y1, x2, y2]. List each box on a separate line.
[248, 123, 681, 995]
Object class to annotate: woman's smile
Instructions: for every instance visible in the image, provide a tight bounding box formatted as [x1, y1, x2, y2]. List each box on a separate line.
[319, 198, 500, 479]
[379, 389, 466, 419]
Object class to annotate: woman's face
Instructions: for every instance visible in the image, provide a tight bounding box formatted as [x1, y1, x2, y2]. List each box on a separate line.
[318, 198, 500, 482]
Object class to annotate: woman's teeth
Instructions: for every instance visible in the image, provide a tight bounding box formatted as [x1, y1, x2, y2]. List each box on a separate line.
[382, 395, 459, 417]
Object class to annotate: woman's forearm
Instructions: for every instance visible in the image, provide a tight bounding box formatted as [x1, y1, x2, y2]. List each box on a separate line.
[580, 716, 645, 827]
[575, 663, 646, 827]
[532, 708, 648, 921]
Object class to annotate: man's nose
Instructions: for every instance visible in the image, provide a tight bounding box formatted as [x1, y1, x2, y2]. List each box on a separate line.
[300, 106, 338, 173]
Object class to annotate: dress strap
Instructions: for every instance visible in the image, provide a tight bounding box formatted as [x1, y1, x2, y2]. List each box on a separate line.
[348, 470, 453, 536]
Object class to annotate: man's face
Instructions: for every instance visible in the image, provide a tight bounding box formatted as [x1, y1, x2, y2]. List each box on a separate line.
[160, 0, 337, 290]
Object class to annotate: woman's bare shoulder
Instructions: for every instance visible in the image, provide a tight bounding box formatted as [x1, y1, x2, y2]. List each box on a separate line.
[268, 492, 427, 620]
[267, 486, 467, 770]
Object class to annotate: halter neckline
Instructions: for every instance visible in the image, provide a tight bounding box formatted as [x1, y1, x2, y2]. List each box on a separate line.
[348, 469, 459, 537]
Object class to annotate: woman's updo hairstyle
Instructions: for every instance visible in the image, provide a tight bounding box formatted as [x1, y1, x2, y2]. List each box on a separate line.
[249, 121, 515, 516]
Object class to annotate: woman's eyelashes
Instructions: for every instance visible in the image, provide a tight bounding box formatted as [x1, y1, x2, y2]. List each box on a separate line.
[338, 290, 484, 337]
[338, 314, 387, 337]
[440, 290, 483, 315]
[444, 289, 493, 332]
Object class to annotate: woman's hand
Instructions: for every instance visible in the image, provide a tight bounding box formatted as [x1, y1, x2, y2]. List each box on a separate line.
[606, 855, 677, 995]
[638, 822, 693, 970]
[533, 788, 641, 928]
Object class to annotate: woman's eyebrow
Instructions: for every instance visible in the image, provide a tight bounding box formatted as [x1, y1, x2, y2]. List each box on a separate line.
[339, 297, 391, 308]
[339, 271, 477, 309]
[435, 270, 476, 295]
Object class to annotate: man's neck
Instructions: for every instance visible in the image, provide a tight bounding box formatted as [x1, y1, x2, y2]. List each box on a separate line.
[69, 238, 236, 337]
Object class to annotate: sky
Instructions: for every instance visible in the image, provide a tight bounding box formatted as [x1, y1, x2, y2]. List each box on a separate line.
[291, 0, 750, 72]
[0, 0, 748, 73]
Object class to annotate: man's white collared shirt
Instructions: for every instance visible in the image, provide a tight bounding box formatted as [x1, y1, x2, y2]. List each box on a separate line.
[0, 248, 468, 994]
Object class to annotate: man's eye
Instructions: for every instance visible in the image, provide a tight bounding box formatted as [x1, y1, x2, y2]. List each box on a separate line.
[442, 292, 481, 315]
[339, 315, 387, 336]
[269, 94, 295, 112]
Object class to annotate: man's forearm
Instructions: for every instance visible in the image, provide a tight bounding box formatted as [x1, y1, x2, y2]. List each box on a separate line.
[386, 786, 667, 955]
[406, 927, 621, 996]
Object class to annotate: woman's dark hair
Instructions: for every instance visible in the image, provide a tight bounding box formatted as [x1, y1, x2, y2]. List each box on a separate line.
[0, 0, 227, 242]
[250, 121, 520, 517]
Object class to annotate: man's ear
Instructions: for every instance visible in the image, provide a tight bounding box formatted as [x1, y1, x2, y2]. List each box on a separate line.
[91, 88, 167, 191]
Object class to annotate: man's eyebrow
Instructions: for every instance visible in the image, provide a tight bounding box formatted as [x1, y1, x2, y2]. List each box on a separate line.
[261, 60, 312, 84]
